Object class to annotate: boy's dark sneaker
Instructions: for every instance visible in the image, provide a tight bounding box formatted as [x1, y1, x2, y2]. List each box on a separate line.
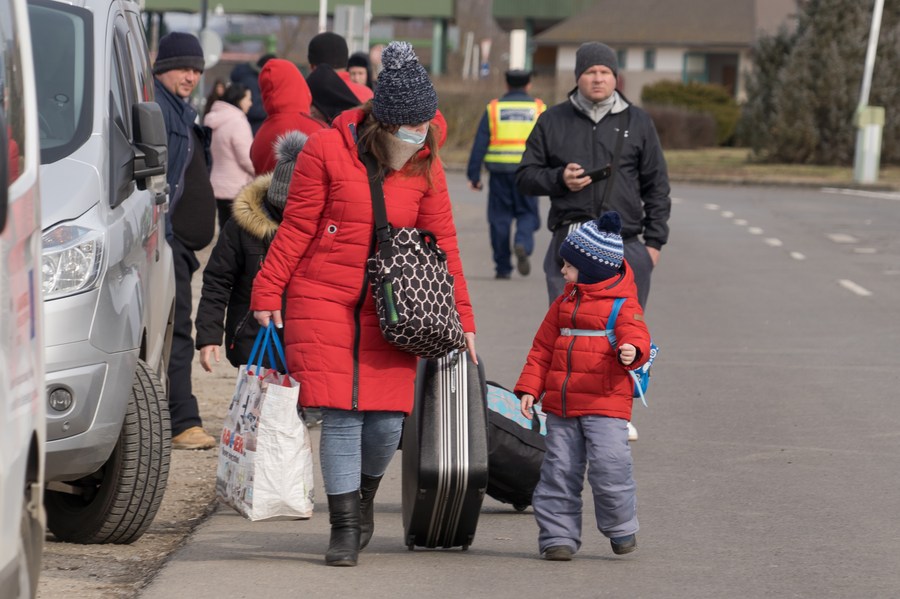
[542, 545, 573, 561]
[514, 244, 531, 276]
[610, 534, 637, 555]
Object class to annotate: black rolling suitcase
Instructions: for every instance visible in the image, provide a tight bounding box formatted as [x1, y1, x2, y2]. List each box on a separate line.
[401, 351, 488, 550]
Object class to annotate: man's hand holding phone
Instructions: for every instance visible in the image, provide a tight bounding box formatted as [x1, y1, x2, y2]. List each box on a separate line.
[564, 163, 612, 191]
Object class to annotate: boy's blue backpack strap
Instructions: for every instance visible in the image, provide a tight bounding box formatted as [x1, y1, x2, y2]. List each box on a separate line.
[605, 297, 626, 348]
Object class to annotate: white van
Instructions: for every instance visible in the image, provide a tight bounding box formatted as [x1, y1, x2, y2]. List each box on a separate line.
[0, 0, 46, 595]
[28, 0, 175, 544]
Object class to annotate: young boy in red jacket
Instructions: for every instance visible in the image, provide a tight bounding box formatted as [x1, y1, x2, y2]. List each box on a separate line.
[515, 211, 652, 561]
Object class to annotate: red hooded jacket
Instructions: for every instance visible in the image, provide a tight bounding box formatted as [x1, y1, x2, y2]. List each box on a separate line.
[250, 59, 326, 175]
[251, 108, 476, 414]
[515, 263, 651, 421]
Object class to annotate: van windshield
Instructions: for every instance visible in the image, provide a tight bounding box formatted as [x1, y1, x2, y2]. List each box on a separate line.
[27, 0, 93, 164]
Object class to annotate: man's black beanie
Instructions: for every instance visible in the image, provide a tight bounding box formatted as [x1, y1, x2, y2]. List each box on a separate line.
[575, 42, 618, 80]
[308, 32, 349, 69]
[153, 32, 205, 75]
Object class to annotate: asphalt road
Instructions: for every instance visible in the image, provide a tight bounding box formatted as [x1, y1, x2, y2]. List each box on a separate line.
[140, 176, 900, 598]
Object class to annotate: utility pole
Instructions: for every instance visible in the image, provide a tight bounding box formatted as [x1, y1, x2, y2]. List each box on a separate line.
[853, 0, 885, 185]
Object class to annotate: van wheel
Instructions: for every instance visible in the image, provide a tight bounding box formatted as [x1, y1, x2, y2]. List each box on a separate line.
[45, 360, 171, 544]
[18, 481, 43, 599]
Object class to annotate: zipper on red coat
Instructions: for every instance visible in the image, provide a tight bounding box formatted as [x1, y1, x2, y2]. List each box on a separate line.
[351, 264, 370, 411]
[560, 289, 581, 417]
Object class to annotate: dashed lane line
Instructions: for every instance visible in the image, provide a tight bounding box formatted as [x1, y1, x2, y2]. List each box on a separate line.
[838, 279, 872, 297]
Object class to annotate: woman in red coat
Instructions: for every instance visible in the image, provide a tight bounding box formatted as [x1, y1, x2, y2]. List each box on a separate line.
[251, 42, 477, 567]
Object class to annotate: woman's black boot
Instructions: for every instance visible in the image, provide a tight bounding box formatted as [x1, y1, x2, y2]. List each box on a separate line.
[358, 474, 383, 550]
[325, 491, 360, 566]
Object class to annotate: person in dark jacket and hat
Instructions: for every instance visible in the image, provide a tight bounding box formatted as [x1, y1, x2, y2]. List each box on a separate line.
[195, 130, 306, 373]
[516, 42, 671, 309]
[154, 31, 219, 450]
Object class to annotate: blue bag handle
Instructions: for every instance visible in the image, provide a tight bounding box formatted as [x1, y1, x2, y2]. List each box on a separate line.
[245, 325, 269, 374]
[266, 322, 289, 374]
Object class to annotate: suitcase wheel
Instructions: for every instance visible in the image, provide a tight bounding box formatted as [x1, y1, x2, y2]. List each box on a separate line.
[514, 503, 529, 512]
[407, 543, 415, 551]
[462, 544, 469, 551]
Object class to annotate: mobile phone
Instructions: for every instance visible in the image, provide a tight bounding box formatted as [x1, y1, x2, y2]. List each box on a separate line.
[584, 165, 612, 182]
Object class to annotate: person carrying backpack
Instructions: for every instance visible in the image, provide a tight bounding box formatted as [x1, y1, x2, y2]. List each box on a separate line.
[515, 211, 651, 561]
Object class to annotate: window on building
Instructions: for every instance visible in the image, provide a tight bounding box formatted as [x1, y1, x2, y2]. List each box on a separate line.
[683, 53, 708, 83]
[644, 49, 656, 71]
[617, 49, 627, 70]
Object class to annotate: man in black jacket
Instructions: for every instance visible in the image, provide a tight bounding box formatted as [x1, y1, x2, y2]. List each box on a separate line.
[517, 42, 671, 308]
[154, 32, 218, 450]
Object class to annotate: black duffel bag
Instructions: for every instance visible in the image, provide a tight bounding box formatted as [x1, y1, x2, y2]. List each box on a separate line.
[486, 382, 546, 511]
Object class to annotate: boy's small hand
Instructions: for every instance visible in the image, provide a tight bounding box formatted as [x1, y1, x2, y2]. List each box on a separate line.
[618, 343, 636, 366]
[520, 393, 535, 419]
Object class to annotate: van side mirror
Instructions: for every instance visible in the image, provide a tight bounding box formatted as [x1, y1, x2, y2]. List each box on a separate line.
[132, 102, 168, 199]
[0, 108, 9, 233]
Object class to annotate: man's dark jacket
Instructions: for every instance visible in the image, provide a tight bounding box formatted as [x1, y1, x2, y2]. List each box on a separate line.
[516, 92, 670, 250]
[154, 78, 215, 248]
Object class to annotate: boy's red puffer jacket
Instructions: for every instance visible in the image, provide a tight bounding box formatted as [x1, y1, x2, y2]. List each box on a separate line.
[515, 263, 651, 421]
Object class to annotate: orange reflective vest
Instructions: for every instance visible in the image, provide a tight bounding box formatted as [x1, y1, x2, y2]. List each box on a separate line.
[485, 98, 546, 165]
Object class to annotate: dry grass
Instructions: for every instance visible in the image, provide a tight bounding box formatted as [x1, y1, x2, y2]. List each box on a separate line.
[656, 148, 900, 189]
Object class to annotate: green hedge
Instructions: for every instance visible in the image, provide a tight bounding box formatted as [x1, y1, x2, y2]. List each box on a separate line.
[641, 81, 739, 145]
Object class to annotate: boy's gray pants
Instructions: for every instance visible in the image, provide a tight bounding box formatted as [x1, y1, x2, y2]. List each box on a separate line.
[533, 413, 638, 554]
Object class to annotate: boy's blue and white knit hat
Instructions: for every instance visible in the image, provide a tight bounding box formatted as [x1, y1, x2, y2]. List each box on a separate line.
[559, 211, 624, 284]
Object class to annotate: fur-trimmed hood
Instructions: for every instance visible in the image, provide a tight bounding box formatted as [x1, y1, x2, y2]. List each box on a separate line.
[232, 173, 280, 240]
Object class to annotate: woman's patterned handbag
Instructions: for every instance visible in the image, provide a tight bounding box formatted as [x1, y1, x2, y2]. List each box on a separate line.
[360, 149, 466, 359]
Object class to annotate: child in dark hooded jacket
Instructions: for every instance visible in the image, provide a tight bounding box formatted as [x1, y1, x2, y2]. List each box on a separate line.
[195, 131, 306, 370]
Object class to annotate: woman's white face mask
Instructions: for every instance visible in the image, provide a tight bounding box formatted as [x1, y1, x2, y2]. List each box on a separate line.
[395, 126, 428, 146]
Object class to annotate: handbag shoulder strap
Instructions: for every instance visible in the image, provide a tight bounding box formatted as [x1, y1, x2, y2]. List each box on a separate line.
[358, 146, 392, 245]
[599, 108, 631, 212]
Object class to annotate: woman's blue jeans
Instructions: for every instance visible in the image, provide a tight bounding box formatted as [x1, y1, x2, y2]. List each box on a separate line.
[319, 408, 404, 495]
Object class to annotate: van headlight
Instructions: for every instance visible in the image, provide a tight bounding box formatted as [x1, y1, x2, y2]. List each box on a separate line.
[42, 225, 105, 300]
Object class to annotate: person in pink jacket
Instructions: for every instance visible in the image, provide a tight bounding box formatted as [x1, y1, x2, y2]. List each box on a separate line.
[204, 83, 255, 228]
[252, 42, 477, 567]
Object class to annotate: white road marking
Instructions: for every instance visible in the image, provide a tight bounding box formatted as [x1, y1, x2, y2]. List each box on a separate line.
[721, 210, 734, 218]
[838, 279, 872, 296]
[704, 203, 720, 210]
[827, 233, 859, 244]
[748, 227, 763, 235]
[734, 219, 748, 226]
[823, 187, 900, 201]
[854, 247, 877, 254]
[790, 252, 806, 261]
[764, 238, 783, 247]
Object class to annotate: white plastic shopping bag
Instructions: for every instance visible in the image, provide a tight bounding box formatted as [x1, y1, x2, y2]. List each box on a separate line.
[215, 324, 314, 520]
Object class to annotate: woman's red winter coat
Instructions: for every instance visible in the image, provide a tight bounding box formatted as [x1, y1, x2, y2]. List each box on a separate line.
[515, 263, 651, 422]
[250, 108, 476, 414]
[250, 59, 326, 175]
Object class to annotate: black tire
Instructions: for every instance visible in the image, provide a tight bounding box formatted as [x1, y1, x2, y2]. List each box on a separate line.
[45, 359, 171, 544]
[18, 481, 43, 598]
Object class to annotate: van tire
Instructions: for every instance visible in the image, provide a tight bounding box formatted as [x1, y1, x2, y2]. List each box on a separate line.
[45, 359, 171, 544]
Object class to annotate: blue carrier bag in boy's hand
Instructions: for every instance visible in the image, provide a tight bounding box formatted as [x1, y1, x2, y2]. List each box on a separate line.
[606, 297, 659, 407]
[485, 382, 547, 511]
